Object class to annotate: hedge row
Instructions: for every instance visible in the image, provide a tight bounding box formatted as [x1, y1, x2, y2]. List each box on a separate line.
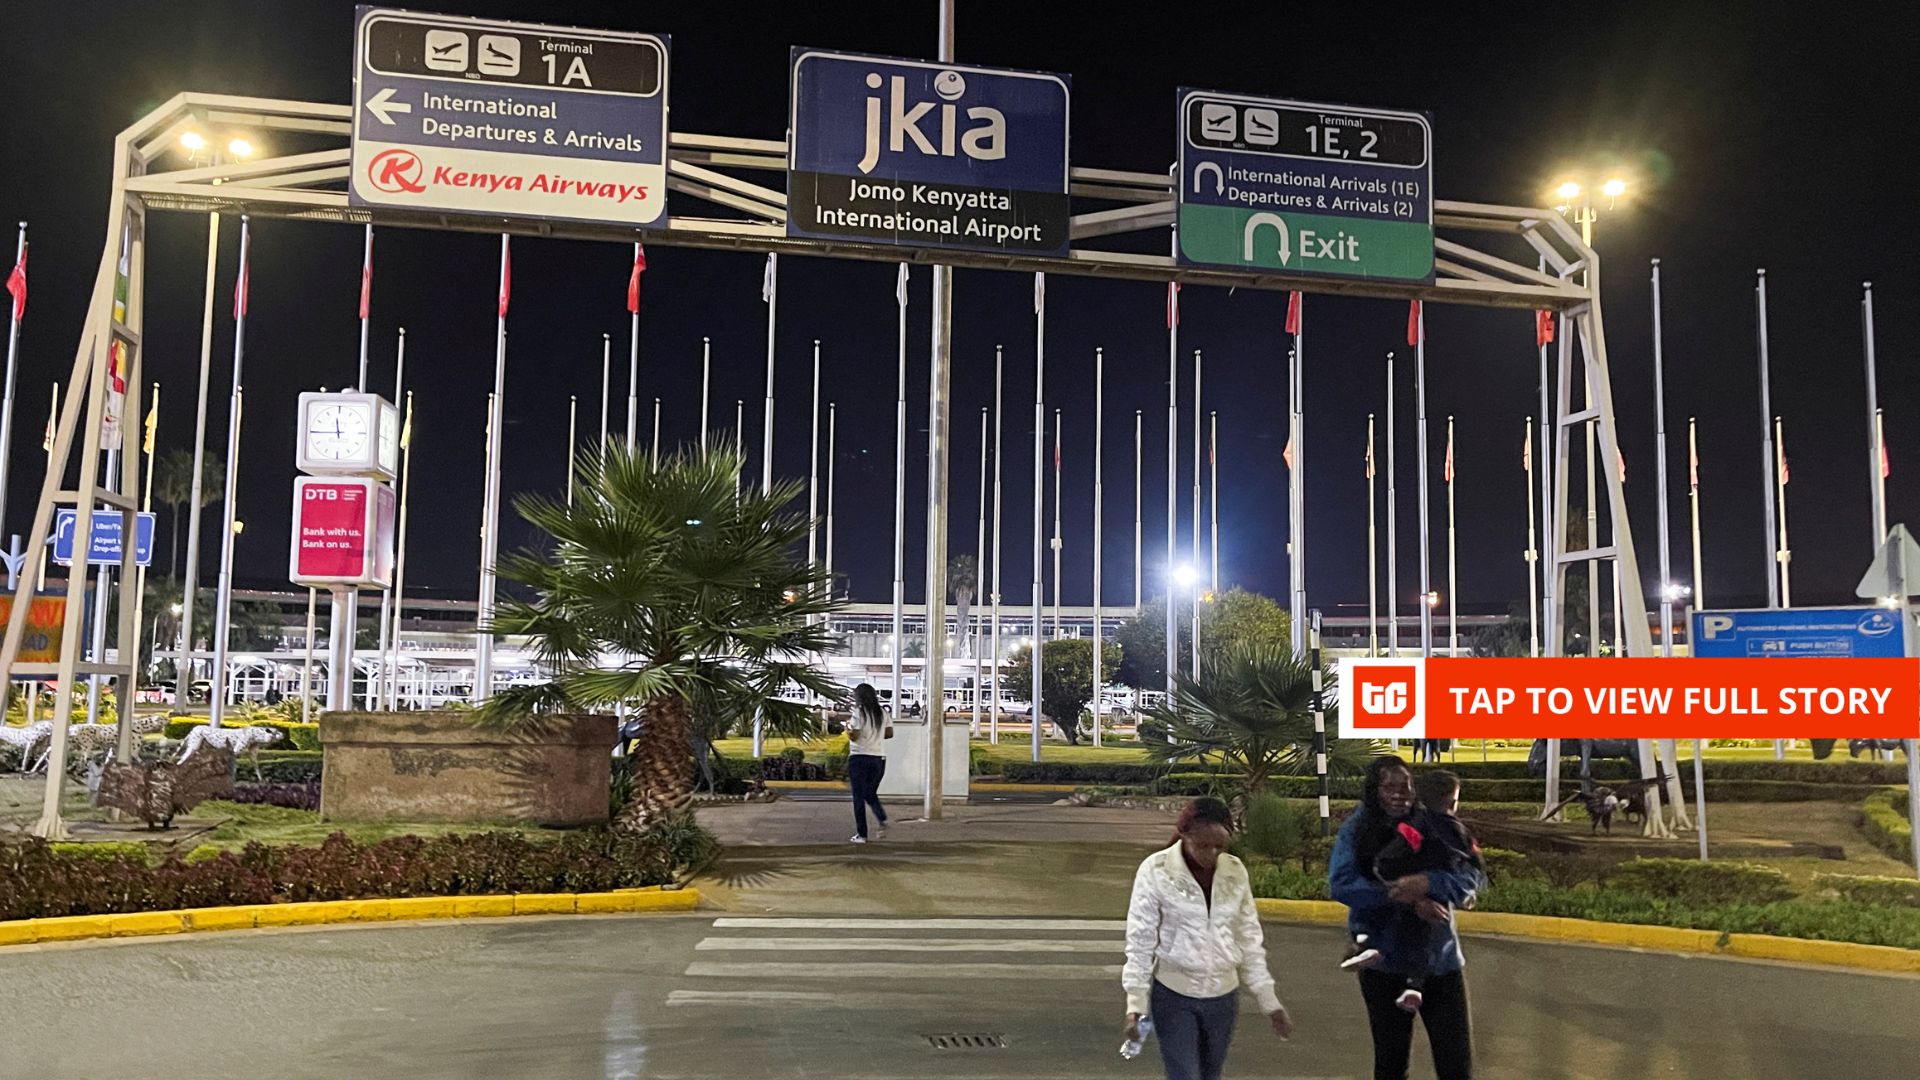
[248, 751, 324, 784]
[1124, 774, 1890, 804]
[0, 825, 708, 922]
[162, 716, 321, 751]
[1860, 790, 1913, 862]
[997, 758, 1910, 786]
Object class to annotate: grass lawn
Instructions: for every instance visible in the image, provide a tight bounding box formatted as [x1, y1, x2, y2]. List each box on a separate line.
[191, 801, 553, 851]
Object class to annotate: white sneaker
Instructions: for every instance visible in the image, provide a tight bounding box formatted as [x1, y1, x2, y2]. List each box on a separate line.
[849, 835, 868, 844]
[1340, 948, 1382, 971]
[876, 823, 889, 838]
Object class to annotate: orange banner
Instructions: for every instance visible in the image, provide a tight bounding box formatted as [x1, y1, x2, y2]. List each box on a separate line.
[1422, 658, 1920, 739]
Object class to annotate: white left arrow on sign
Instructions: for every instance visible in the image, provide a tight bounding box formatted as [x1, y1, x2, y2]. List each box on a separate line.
[366, 87, 413, 126]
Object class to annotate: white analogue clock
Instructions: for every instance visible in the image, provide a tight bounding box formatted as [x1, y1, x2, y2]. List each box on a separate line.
[307, 402, 372, 462]
[376, 402, 400, 475]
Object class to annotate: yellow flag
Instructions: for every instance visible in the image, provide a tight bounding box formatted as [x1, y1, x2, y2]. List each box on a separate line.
[142, 396, 158, 454]
[42, 381, 57, 451]
[400, 392, 413, 449]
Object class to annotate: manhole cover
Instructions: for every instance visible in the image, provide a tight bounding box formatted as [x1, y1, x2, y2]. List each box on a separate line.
[924, 1033, 1008, 1050]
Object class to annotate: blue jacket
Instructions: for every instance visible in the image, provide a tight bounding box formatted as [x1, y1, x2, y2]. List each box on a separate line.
[1328, 810, 1484, 977]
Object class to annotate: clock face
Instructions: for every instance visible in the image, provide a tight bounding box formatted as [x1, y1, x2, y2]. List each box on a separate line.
[376, 403, 399, 473]
[308, 402, 372, 462]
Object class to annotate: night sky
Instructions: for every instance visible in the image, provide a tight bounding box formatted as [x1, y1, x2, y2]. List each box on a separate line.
[3, 1, 1916, 618]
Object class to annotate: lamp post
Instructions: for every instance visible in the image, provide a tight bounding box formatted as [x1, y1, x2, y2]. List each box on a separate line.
[174, 130, 253, 710]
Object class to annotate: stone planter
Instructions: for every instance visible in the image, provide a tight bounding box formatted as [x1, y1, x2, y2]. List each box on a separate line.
[318, 712, 615, 826]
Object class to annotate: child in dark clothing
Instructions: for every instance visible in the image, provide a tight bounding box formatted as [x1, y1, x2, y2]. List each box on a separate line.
[1339, 769, 1484, 1013]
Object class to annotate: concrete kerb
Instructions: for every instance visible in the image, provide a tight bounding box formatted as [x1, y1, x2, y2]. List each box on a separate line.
[0, 887, 700, 949]
[1254, 898, 1920, 976]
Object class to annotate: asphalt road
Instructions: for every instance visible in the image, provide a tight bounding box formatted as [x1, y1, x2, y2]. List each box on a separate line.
[4, 913, 1916, 1079]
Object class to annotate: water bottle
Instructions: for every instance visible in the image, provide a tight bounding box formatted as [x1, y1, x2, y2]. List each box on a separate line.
[1120, 1016, 1154, 1060]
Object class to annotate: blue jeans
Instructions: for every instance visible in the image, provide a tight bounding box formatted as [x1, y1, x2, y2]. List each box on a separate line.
[848, 754, 887, 838]
[1151, 980, 1238, 1080]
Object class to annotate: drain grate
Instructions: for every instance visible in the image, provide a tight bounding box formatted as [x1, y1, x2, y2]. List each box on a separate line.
[924, 1033, 1008, 1050]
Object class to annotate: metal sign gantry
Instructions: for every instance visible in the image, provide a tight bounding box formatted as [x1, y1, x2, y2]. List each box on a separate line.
[0, 90, 1648, 837]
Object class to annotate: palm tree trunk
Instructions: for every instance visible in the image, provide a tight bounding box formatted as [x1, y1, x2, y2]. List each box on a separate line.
[170, 506, 182, 579]
[619, 693, 696, 830]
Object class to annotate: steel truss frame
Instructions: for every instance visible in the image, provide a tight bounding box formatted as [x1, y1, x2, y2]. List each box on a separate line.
[0, 92, 1649, 837]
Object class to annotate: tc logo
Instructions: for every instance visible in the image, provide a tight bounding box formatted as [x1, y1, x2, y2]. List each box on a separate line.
[1339, 659, 1425, 739]
[367, 149, 426, 194]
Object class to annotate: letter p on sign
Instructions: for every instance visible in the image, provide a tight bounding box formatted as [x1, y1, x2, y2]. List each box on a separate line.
[1340, 659, 1425, 738]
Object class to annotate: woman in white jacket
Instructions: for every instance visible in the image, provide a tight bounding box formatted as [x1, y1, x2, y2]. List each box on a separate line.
[1123, 797, 1294, 1080]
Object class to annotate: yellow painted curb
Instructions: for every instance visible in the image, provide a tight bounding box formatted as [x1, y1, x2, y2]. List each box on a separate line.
[765, 780, 848, 790]
[0, 887, 702, 951]
[973, 783, 1080, 794]
[1254, 898, 1920, 975]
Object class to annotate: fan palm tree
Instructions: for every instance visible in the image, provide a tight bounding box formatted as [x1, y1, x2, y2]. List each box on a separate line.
[948, 553, 978, 658]
[153, 448, 224, 578]
[483, 443, 844, 828]
[1141, 641, 1372, 793]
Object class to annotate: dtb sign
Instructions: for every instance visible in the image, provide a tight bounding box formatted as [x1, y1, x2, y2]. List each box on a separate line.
[788, 49, 1070, 256]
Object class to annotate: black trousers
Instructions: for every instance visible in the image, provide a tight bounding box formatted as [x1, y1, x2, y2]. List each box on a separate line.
[1359, 968, 1472, 1080]
[848, 754, 887, 838]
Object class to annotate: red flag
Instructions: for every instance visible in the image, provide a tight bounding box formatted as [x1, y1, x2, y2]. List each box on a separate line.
[1689, 437, 1699, 491]
[1284, 291, 1302, 335]
[5, 242, 25, 321]
[1165, 282, 1181, 329]
[232, 232, 250, 321]
[498, 240, 511, 319]
[1522, 428, 1532, 473]
[1053, 441, 1061, 471]
[1282, 435, 1294, 471]
[1365, 433, 1375, 479]
[1618, 450, 1627, 484]
[1778, 450, 1789, 486]
[1881, 439, 1891, 479]
[1406, 300, 1422, 347]
[1535, 310, 1554, 348]
[108, 339, 127, 396]
[1445, 431, 1454, 485]
[627, 243, 647, 314]
[357, 238, 372, 321]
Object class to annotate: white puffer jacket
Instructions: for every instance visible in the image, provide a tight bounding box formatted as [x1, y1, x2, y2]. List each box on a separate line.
[1122, 841, 1282, 1017]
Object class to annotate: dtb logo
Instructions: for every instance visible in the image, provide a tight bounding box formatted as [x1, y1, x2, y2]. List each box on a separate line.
[1340, 659, 1424, 738]
[859, 70, 1006, 174]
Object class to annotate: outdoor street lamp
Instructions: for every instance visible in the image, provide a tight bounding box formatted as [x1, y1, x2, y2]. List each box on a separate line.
[1662, 583, 1693, 603]
[1425, 590, 1441, 608]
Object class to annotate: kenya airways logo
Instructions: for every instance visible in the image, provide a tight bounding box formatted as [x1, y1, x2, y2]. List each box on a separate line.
[367, 149, 426, 194]
[1340, 659, 1425, 738]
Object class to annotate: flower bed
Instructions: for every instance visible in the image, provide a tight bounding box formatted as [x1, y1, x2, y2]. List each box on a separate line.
[0, 816, 714, 922]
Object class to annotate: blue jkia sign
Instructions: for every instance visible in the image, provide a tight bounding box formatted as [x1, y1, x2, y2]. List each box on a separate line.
[52, 510, 155, 568]
[349, 7, 669, 227]
[788, 49, 1071, 255]
[1690, 607, 1910, 659]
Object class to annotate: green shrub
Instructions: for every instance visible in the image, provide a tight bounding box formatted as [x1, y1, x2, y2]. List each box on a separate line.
[1237, 793, 1313, 864]
[1608, 858, 1793, 906]
[162, 716, 321, 751]
[1425, 758, 1909, 786]
[251, 750, 324, 784]
[48, 842, 153, 865]
[1813, 873, 1920, 909]
[1245, 859, 1330, 902]
[1859, 789, 1913, 861]
[779, 747, 806, 762]
[1478, 847, 1532, 882]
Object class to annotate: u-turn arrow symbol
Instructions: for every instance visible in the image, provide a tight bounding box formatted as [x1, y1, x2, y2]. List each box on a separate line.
[1244, 212, 1292, 265]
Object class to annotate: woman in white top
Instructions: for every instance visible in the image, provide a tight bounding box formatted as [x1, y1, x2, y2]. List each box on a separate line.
[845, 683, 891, 844]
[1123, 796, 1294, 1080]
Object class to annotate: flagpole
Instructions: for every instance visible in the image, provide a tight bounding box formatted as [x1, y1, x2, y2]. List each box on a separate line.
[1190, 350, 1201, 675]
[734, 400, 744, 496]
[1864, 283, 1885, 546]
[356, 225, 373, 388]
[989, 343, 1004, 744]
[826, 402, 837, 587]
[651, 398, 661, 471]
[1209, 410, 1219, 597]
[1776, 415, 1791, 606]
[178, 207, 222, 701]
[375, 328, 405, 708]
[1757, 269, 1779, 608]
[475, 234, 509, 702]
[808, 340, 820, 568]
[1368, 413, 1379, 658]
[1416, 306, 1433, 658]
[1166, 282, 1179, 694]
[1690, 417, 1704, 608]
[1092, 348, 1105, 749]
[973, 404, 987, 736]
[1386, 352, 1399, 659]
[566, 397, 577, 507]
[387, 391, 414, 710]
[1289, 291, 1306, 656]
[1051, 408, 1062, 636]
[0, 223, 25, 547]
[300, 589, 317, 719]
[208, 217, 251, 728]
[1653, 259, 1675, 657]
[1447, 416, 1457, 656]
[1133, 409, 1143, 616]
[1537, 271, 1556, 660]
[1033, 271, 1047, 762]
[891, 264, 907, 740]
[600, 333, 610, 462]
[40, 382, 54, 594]
[626, 242, 641, 447]
[1526, 417, 1540, 657]
[700, 336, 711, 453]
[762, 253, 777, 497]
[125, 383, 159, 741]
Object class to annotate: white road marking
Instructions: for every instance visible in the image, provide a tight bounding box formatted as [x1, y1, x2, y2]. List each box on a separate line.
[686, 961, 1122, 980]
[710, 917, 1124, 932]
[666, 989, 838, 1006]
[696, 936, 1118, 953]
